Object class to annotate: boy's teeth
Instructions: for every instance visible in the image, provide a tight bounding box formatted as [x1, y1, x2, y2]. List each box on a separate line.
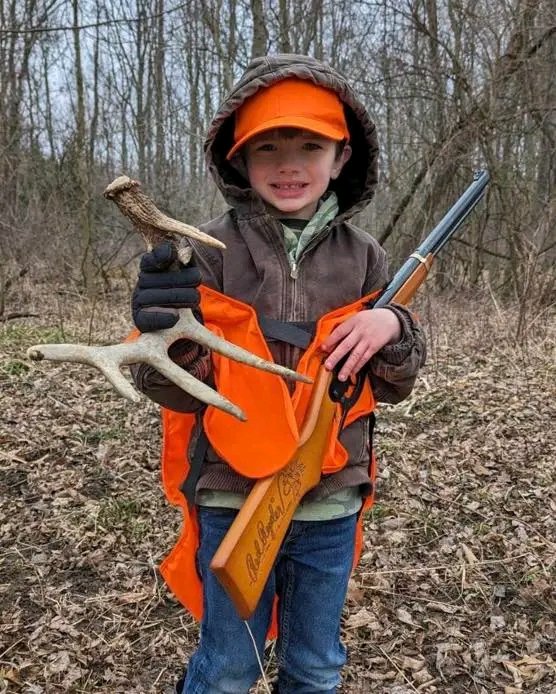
[275, 184, 303, 189]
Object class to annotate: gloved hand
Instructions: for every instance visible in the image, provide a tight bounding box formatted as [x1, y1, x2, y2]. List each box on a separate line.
[132, 241, 202, 333]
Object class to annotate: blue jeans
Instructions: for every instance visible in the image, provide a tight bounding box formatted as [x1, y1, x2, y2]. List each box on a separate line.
[181, 507, 357, 693]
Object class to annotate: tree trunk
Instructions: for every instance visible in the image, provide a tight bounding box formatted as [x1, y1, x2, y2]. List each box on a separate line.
[72, 0, 95, 294]
[250, 0, 268, 59]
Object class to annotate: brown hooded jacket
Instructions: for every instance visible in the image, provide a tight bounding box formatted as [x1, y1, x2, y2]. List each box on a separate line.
[132, 54, 426, 500]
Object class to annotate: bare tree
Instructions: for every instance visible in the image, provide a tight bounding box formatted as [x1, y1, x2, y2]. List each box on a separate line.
[71, 0, 95, 293]
[250, 0, 268, 58]
[0, 0, 552, 300]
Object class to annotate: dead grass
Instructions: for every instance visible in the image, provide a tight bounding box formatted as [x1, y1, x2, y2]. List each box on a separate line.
[0, 285, 555, 693]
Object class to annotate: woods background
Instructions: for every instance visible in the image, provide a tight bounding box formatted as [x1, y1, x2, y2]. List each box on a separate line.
[0, 0, 554, 314]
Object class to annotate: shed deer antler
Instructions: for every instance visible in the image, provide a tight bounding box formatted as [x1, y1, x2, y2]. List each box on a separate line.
[27, 176, 310, 421]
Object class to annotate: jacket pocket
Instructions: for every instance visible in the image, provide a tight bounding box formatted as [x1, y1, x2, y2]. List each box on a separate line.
[339, 415, 369, 464]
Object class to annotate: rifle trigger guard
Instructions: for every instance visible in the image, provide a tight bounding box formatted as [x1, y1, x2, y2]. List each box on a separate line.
[328, 354, 366, 433]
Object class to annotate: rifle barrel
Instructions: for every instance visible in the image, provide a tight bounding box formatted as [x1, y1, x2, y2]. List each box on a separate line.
[375, 170, 489, 308]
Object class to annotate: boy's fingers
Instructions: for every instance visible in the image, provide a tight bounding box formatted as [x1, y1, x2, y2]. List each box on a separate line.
[134, 307, 179, 332]
[140, 242, 177, 272]
[323, 335, 356, 372]
[325, 336, 378, 381]
[340, 346, 375, 380]
[321, 319, 353, 352]
[138, 266, 201, 289]
[335, 347, 366, 381]
[137, 287, 200, 308]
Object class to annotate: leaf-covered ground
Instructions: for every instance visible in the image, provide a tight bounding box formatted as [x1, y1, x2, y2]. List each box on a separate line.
[1, 287, 555, 693]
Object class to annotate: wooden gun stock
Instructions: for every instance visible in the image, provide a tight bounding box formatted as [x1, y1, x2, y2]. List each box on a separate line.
[210, 171, 489, 620]
[210, 366, 335, 619]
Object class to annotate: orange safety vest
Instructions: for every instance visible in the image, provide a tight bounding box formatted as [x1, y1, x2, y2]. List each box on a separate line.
[157, 285, 379, 636]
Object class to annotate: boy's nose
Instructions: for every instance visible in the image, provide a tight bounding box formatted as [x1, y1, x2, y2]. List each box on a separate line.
[277, 155, 301, 172]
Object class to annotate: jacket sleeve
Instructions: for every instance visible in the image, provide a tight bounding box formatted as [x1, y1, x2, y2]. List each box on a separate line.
[129, 340, 214, 413]
[362, 241, 427, 404]
[129, 236, 224, 414]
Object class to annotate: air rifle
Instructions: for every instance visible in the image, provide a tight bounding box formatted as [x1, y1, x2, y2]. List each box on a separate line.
[210, 170, 490, 619]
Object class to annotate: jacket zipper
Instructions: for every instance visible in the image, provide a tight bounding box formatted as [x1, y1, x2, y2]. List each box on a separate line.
[289, 223, 334, 282]
[288, 261, 300, 375]
[286, 222, 336, 371]
[290, 262, 298, 280]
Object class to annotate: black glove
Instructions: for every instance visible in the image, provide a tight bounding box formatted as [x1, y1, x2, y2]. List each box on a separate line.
[132, 241, 202, 333]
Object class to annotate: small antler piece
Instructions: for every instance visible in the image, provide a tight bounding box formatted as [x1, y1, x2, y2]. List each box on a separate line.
[104, 176, 227, 254]
[27, 176, 311, 421]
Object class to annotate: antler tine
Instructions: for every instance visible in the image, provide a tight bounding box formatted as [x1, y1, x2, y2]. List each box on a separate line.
[27, 175, 311, 422]
[151, 305, 311, 384]
[27, 338, 247, 420]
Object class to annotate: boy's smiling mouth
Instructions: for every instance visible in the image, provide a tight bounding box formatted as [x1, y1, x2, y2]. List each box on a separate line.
[270, 182, 309, 200]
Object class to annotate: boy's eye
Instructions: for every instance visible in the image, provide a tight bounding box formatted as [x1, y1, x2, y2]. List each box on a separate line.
[303, 142, 323, 151]
[255, 143, 276, 152]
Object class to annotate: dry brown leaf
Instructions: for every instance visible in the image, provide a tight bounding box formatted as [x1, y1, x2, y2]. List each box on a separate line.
[0, 667, 21, 684]
[346, 578, 365, 604]
[401, 655, 425, 671]
[460, 542, 478, 564]
[396, 607, 419, 627]
[345, 607, 381, 631]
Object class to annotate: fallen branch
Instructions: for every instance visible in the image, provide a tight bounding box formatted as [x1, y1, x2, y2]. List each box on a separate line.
[1, 312, 40, 321]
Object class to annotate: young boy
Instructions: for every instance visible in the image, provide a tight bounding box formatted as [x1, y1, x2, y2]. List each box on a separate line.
[131, 54, 425, 693]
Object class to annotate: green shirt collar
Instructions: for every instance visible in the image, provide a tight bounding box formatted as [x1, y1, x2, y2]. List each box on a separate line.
[280, 192, 339, 268]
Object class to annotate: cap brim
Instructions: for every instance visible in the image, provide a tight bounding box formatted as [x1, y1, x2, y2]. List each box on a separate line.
[226, 116, 347, 160]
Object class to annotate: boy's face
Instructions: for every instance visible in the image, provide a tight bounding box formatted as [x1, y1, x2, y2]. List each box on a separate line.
[243, 129, 351, 220]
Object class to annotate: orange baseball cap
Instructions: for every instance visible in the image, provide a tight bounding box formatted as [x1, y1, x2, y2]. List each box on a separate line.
[226, 77, 349, 160]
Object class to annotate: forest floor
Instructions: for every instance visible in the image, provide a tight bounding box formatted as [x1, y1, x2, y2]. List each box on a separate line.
[0, 285, 554, 694]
